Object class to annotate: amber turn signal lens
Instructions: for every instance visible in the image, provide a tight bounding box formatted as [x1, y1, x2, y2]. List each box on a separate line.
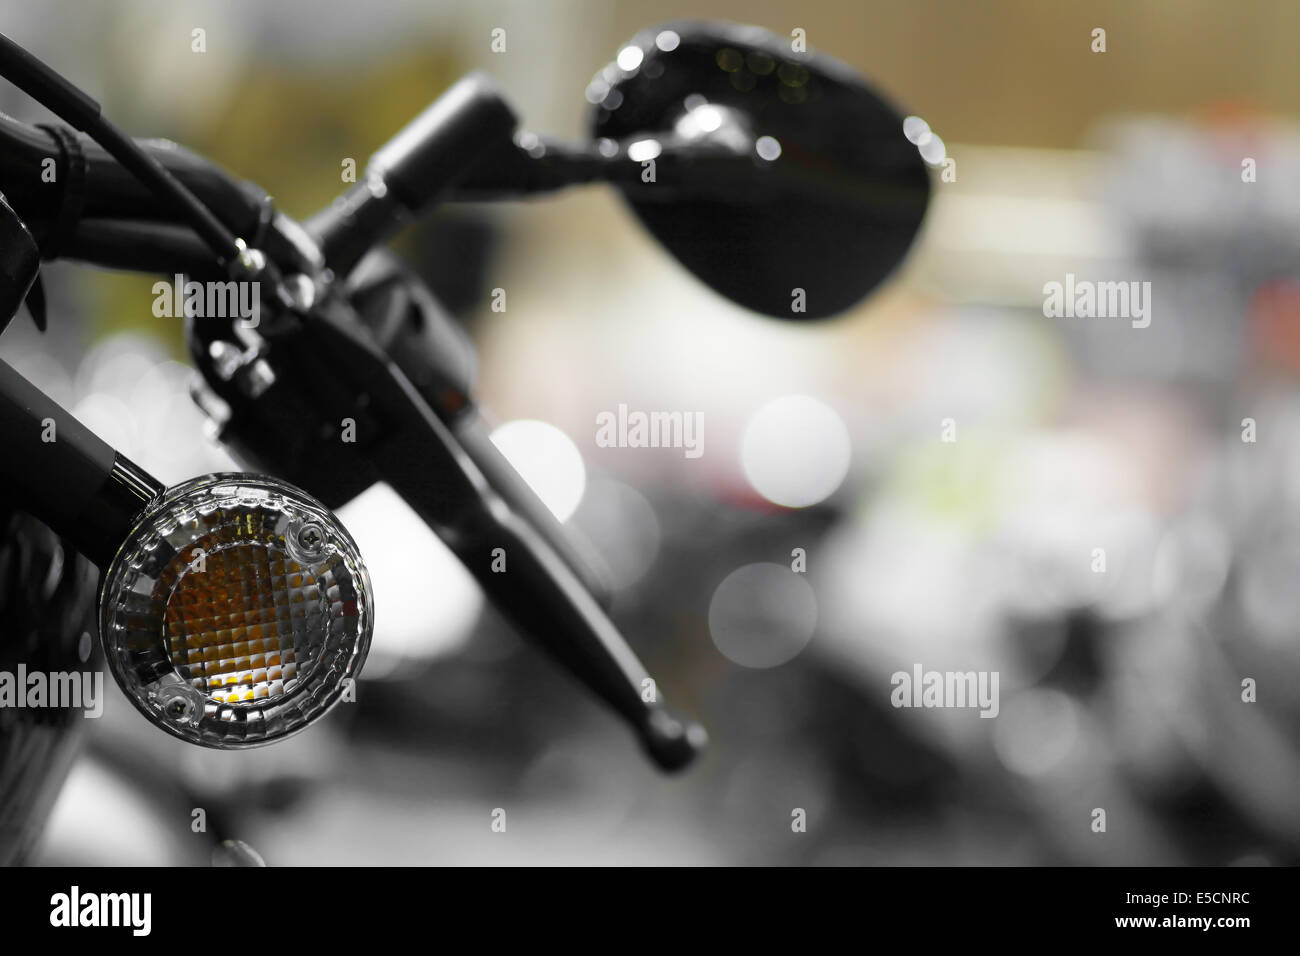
[100, 474, 372, 748]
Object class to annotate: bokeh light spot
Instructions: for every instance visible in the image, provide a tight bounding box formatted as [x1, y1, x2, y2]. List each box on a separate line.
[490, 419, 587, 522]
[709, 563, 817, 668]
[741, 395, 851, 508]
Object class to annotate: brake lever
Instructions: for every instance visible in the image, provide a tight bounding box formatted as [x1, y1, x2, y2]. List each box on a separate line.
[191, 289, 706, 771]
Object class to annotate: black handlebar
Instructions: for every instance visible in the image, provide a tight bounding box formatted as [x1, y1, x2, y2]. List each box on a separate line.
[0, 112, 266, 255]
[305, 71, 518, 276]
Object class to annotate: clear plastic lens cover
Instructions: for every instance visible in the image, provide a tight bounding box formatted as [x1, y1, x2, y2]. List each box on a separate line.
[100, 473, 373, 748]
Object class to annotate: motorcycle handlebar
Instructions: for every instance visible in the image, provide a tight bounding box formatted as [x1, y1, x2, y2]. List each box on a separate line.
[305, 71, 518, 276]
[0, 112, 268, 246]
[0, 70, 520, 278]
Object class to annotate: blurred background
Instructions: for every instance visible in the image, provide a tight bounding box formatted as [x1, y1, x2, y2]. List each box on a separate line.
[4, 0, 1300, 864]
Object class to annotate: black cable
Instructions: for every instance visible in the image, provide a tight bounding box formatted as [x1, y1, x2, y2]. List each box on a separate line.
[63, 219, 224, 279]
[0, 31, 246, 272]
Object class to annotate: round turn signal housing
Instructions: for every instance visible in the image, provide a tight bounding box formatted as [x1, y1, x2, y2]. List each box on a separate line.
[100, 473, 372, 748]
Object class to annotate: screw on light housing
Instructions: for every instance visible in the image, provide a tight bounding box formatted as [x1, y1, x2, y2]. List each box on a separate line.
[99, 474, 372, 748]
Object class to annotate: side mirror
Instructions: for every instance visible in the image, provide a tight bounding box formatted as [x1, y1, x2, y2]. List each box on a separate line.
[587, 20, 931, 319]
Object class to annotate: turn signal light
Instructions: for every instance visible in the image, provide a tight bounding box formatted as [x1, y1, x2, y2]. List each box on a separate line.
[100, 474, 372, 748]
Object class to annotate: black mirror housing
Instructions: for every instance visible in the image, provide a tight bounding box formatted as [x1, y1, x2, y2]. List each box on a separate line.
[588, 20, 931, 319]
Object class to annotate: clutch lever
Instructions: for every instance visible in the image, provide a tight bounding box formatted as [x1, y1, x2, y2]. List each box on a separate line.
[191, 291, 706, 771]
[381, 403, 707, 771]
[347, 252, 616, 609]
